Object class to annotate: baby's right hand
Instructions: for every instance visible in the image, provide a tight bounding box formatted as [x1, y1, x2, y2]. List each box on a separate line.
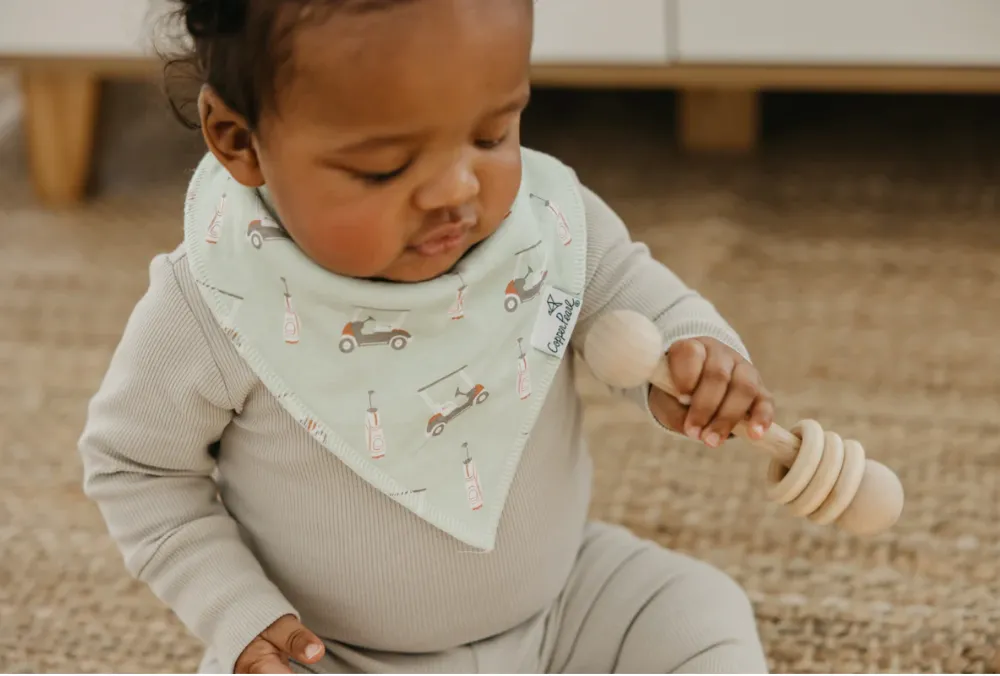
[234, 615, 326, 674]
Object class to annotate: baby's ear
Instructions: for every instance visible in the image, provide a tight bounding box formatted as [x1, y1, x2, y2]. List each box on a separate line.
[198, 85, 265, 188]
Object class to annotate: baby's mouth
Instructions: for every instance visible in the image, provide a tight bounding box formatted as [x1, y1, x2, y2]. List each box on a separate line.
[410, 220, 475, 257]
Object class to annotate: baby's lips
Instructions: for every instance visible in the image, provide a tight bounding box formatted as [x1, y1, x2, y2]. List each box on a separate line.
[410, 221, 474, 256]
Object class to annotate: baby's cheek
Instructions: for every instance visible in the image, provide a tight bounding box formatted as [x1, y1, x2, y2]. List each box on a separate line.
[483, 150, 523, 222]
[340, 222, 401, 266]
[304, 213, 405, 277]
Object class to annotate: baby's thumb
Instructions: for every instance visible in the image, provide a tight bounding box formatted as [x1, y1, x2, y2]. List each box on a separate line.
[648, 385, 688, 434]
[261, 614, 326, 665]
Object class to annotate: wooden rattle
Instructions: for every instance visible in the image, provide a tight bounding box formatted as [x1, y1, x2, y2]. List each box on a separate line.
[582, 309, 904, 537]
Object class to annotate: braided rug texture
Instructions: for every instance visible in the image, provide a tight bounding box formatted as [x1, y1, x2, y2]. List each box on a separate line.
[0, 82, 997, 673]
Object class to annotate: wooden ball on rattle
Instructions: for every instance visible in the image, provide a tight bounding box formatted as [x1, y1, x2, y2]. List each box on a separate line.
[583, 309, 904, 537]
[584, 310, 665, 390]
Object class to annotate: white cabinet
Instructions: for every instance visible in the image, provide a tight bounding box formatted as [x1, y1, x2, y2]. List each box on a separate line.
[675, 0, 1000, 66]
[0, 0, 155, 57]
[0, 0, 674, 63]
[531, 0, 671, 64]
[6, 0, 1000, 67]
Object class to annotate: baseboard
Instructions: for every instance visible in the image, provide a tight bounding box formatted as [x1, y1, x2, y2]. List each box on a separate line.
[5, 56, 1000, 93]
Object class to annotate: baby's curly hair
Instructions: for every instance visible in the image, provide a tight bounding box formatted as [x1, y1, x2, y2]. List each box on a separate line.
[162, 0, 414, 131]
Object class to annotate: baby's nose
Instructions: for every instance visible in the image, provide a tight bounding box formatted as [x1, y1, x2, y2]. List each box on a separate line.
[440, 203, 477, 225]
[415, 156, 480, 210]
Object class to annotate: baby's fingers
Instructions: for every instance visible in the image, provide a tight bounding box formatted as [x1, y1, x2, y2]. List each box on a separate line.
[683, 350, 735, 441]
[666, 339, 706, 398]
[701, 362, 759, 446]
[747, 387, 776, 439]
[235, 640, 293, 674]
[246, 655, 293, 674]
[261, 615, 326, 666]
[648, 385, 690, 434]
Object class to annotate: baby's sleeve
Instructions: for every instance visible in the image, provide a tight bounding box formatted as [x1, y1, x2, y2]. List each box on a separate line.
[77, 251, 298, 672]
[573, 183, 751, 435]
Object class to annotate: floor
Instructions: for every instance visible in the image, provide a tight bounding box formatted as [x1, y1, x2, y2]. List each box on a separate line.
[1, 81, 998, 673]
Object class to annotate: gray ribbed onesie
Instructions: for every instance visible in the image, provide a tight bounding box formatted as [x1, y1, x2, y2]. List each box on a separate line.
[78, 181, 768, 674]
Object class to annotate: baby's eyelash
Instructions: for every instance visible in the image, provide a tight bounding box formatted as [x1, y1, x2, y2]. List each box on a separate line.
[350, 134, 507, 185]
[475, 134, 508, 150]
[355, 162, 411, 185]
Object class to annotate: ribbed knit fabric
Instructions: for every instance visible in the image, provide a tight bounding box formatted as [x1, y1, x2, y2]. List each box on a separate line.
[78, 181, 750, 673]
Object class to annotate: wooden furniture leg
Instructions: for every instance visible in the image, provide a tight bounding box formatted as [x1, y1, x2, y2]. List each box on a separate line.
[678, 88, 760, 154]
[21, 68, 100, 206]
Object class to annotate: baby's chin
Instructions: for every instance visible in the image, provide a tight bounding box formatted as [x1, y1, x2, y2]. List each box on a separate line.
[376, 229, 490, 283]
[308, 226, 490, 283]
[380, 245, 474, 283]
[294, 238, 468, 283]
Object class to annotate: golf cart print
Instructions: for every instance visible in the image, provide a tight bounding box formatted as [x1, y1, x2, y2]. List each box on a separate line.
[504, 240, 548, 313]
[339, 307, 411, 354]
[247, 215, 291, 249]
[418, 366, 489, 438]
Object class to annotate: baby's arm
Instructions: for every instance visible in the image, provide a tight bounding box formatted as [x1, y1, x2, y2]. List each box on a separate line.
[78, 252, 298, 672]
[574, 184, 751, 433]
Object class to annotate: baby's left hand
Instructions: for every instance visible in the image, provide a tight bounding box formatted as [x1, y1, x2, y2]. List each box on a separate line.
[649, 337, 774, 447]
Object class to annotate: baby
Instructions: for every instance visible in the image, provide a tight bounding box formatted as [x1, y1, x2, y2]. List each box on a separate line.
[79, 0, 776, 673]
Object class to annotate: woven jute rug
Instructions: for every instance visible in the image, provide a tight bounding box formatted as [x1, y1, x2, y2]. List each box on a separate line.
[1, 81, 997, 673]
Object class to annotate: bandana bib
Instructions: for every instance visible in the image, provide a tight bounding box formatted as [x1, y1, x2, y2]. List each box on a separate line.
[183, 148, 587, 551]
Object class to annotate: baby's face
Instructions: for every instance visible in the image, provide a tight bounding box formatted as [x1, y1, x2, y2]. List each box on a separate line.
[254, 0, 533, 282]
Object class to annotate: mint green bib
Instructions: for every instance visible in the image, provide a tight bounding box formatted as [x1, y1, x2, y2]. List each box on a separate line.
[183, 148, 587, 551]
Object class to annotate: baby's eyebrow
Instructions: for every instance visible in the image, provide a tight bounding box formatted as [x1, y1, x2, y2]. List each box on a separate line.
[487, 91, 531, 117]
[335, 132, 423, 153]
[332, 92, 531, 153]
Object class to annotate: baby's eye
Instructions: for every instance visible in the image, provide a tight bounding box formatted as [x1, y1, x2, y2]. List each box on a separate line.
[475, 133, 508, 150]
[354, 162, 410, 185]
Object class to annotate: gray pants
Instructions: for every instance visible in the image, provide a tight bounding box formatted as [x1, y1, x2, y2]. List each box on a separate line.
[201, 523, 767, 673]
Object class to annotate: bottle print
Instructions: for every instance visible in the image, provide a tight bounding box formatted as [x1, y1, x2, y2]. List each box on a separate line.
[462, 443, 484, 511]
[449, 273, 467, 320]
[281, 277, 301, 344]
[530, 193, 572, 246]
[299, 416, 328, 445]
[366, 390, 386, 460]
[205, 192, 226, 244]
[516, 338, 531, 400]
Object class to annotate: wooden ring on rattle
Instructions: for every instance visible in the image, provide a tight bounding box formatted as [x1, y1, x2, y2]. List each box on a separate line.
[766, 419, 824, 505]
[783, 427, 844, 517]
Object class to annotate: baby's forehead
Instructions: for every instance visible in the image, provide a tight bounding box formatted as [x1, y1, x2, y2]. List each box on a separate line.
[278, 0, 532, 127]
[287, 0, 530, 67]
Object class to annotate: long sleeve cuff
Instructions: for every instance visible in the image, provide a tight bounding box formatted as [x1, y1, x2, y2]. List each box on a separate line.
[207, 587, 300, 673]
[624, 312, 753, 436]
